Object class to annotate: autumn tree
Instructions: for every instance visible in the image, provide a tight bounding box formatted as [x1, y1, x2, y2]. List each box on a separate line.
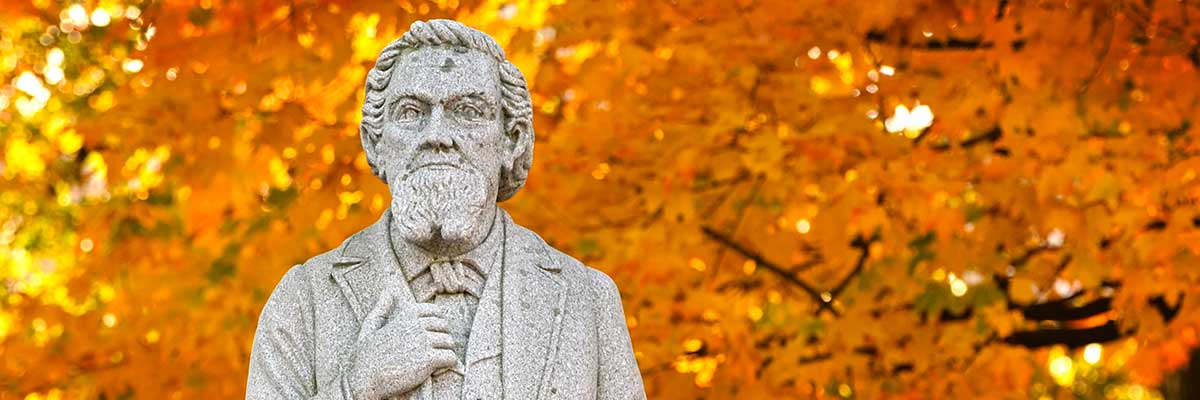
[1, 0, 1199, 398]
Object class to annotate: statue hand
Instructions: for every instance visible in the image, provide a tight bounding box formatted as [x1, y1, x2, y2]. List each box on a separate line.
[347, 291, 456, 400]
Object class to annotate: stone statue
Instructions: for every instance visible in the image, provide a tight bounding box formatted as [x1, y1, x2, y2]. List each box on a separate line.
[246, 19, 645, 400]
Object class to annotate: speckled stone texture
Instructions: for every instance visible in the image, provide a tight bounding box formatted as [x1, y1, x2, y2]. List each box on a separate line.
[246, 19, 645, 400]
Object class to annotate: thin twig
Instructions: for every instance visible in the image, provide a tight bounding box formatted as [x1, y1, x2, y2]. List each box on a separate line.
[700, 226, 833, 315]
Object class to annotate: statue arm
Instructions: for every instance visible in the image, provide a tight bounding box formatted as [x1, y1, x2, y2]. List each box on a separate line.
[247, 264, 353, 400]
[592, 269, 648, 400]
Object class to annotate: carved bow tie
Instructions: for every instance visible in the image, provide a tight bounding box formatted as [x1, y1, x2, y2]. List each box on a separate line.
[427, 259, 483, 296]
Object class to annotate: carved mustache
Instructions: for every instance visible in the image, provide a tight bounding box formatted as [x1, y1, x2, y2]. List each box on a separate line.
[399, 151, 477, 180]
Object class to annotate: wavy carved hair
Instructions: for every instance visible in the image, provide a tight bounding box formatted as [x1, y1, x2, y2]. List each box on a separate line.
[360, 19, 534, 202]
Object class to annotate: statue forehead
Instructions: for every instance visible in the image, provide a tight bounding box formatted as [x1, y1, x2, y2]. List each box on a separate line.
[387, 46, 501, 97]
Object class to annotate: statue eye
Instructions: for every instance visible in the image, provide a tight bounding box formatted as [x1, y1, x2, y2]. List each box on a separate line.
[454, 103, 485, 121]
[394, 102, 425, 122]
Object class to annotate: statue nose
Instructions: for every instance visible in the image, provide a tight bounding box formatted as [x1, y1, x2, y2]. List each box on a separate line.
[422, 131, 455, 151]
[420, 106, 456, 152]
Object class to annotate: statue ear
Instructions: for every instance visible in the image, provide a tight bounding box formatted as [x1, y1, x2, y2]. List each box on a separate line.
[505, 119, 529, 154]
[360, 126, 387, 182]
[497, 118, 533, 202]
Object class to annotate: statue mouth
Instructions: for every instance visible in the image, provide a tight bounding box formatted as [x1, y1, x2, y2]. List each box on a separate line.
[408, 152, 468, 173]
[413, 161, 461, 171]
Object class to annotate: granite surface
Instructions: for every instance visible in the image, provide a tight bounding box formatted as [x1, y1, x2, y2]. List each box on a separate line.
[246, 19, 646, 400]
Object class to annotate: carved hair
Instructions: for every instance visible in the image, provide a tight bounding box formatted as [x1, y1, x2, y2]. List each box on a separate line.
[360, 19, 534, 202]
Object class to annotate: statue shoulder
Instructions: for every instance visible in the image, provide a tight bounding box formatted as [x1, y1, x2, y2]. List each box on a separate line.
[271, 225, 373, 299]
[507, 221, 621, 300]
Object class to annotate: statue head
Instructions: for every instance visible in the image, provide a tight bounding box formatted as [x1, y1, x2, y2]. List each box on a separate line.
[359, 20, 534, 254]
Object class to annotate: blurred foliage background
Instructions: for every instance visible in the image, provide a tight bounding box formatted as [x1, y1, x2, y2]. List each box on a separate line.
[2, 0, 1200, 398]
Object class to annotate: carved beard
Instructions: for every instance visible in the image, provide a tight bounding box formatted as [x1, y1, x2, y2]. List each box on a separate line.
[389, 164, 494, 255]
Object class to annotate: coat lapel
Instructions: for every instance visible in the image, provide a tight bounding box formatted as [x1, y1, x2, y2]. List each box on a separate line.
[464, 243, 503, 367]
[501, 211, 568, 400]
[329, 213, 415, 324]
[460, 218, 506, 399]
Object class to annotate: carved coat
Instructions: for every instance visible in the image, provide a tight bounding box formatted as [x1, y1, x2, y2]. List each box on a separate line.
[246, 210, 646, 400]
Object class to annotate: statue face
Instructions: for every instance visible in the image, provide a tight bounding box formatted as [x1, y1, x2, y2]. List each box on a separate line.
[378, 46, 509, 254]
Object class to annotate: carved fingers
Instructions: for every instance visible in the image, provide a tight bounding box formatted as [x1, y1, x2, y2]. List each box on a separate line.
[426, 331, 455, 350]
[428, 348, 458, 372]
[411, 302, 442, 318]
[407, 303, 458, 374]
[419, 316, 450, 333]
[407, 303, 457, 351]
[350, 294, 460, 398]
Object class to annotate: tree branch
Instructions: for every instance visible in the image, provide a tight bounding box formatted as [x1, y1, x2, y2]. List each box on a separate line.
[700, 226, 833, 315]
[930, 126, 1003, 152]
[1005, 321, 1121, 348]
[702, 227, 1184, 350]
[815, 233, 879, 314]
[865, 30, 994, 51]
